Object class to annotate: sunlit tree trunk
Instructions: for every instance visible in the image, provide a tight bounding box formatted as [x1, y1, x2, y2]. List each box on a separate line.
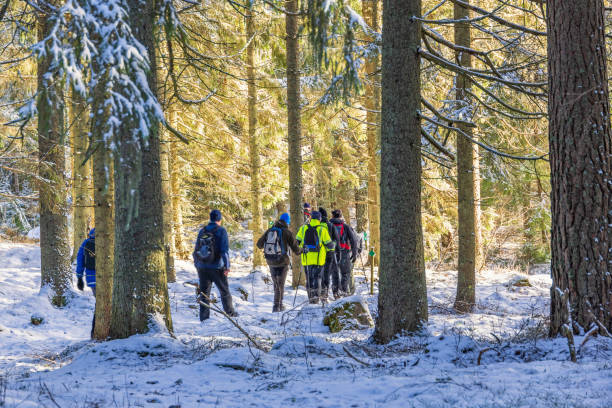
[169, 115, 189, 259]
[374, 0, 428, 343]
[160, 117, 176, 282]
[548, 0, 612, 336]
[37, 1, 72, 307]
[109, 0, 172, 338]
[362, 0, 380, 266]
[247, 4, 264, 269]
[355, 177, 368, 233]
[454, 0, 476, 313]
[286, 0, 305, 287]
[71, 88, 93, 263]
[474, 144, 483, 270]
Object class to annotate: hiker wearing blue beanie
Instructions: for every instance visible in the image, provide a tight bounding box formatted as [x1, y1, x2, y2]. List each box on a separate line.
[193, 209, 237, 321]
[257, 212, 301, 312]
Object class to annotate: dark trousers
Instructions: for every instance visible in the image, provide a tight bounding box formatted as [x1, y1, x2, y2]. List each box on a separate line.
[338, 250, 353, 294]
[197, 268, 236, 321]
[321, 252, 339, 299]
[91, 286, 96, 338]
[305, 265, 324, 303]
[269, 265, 288, 311]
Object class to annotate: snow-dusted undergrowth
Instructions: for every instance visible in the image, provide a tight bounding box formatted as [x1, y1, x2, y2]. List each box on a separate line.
[1, 235, 611, 407]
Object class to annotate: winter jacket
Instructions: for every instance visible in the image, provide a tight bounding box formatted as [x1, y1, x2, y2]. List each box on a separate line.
[256, 220, 301, 267]
[329, 217, 359, 260]
[296, 219, 334, 266]
[76, 237, 96, 288]
[319, 216, 338, 248]
[193, 222, 230, 270]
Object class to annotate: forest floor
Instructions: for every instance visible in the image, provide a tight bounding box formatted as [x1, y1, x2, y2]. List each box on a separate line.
[1, 232, 611, 407]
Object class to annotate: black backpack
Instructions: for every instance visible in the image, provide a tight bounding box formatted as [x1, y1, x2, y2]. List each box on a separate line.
[302, 225, 321, 253]
[264, 227, 285, 262]
[83, 238, 95, 270]
[332, 221, 350, 250]
[195, 226, 219, 264]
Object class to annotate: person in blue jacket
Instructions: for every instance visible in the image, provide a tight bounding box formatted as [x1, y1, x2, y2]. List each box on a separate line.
[193, 210, 237, 321]
[76, 228, 96, 296]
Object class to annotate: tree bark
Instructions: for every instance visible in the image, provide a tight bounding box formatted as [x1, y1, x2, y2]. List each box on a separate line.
[474, 144, 483, 270]
[91, 72, 114, 340]
[109, 0, 172, 338]
[286, 0, 305, 287]
[374, 0, 428, 343]
[37, 2, 72, 307]
[169, 110, 189, 260]
[247, 4, 264, 269]
[454, 0, 476, 313]
[548, 0, 612, 336]
[71, 88, 93, 263]
[362, 0, 381, 267]
[160, 118, 176, 282]
[355, 178, 368, 233]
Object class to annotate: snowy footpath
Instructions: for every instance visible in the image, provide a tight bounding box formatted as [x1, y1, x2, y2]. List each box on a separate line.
[1, 237, 611, 407]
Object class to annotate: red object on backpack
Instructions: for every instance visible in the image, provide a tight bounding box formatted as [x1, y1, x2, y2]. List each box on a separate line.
[332, 221, 351, 250]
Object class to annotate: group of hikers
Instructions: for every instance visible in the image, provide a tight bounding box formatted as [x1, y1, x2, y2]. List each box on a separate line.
[193, 203, 362, 320]
[75, 203, 363, 329]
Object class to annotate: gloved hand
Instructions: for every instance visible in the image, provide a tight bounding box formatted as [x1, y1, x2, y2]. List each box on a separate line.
[77, 277, 84, 291]
[302, 246, 309, 254]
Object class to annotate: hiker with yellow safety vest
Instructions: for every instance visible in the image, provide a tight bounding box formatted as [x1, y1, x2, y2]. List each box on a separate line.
[296, 211, 335, 304]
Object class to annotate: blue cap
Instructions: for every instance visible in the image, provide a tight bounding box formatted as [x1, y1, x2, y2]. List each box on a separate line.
[88, 228, 95, 238]
[280, 213, 290, 225]
[210, 209, 222, 222]
[311, 211, 321, 220]
[303, 202, 311, 209]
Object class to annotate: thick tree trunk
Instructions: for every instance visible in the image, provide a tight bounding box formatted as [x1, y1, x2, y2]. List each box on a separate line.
[37, 3, 72, 307]
[374, 0, 428, 343]
[363, 0, 380, 267]
[71, 89, 93, 263]
[91, 74, 114, 340]
[109, 0, 172, 338]
[160, 119, 176, 282]
[453, 0, 476, 313]
[286, 0, 305, 287]
[247, 5, 264, 269]
[548, 0, 612, 336]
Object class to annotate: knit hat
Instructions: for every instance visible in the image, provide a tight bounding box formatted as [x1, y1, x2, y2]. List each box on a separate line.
[280, 213, 291, 225]
[311, 211, 322, 220]
[303, 202, 311, 210]
[318, 207, 328, 219]
[210, 209, 222, 222]
[332, 209, 342, 219]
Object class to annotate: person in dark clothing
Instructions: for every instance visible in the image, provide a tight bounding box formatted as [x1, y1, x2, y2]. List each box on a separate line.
[318, 207, 340, 302]
[256, 213, 301, 312]
[75, 228, 96, 337]
[76, 228, 96, 295]
[193, 209, 237, 321]
[330, 209, 359, 296]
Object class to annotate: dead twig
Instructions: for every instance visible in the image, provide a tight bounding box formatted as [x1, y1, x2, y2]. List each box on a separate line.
[342, 345, 370, 367]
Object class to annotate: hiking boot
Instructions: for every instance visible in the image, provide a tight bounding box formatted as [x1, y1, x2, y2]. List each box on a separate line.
[227, 311, 239, 317]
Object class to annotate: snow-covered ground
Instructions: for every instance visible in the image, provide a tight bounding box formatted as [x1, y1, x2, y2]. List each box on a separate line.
[1, 236, 611, 407]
